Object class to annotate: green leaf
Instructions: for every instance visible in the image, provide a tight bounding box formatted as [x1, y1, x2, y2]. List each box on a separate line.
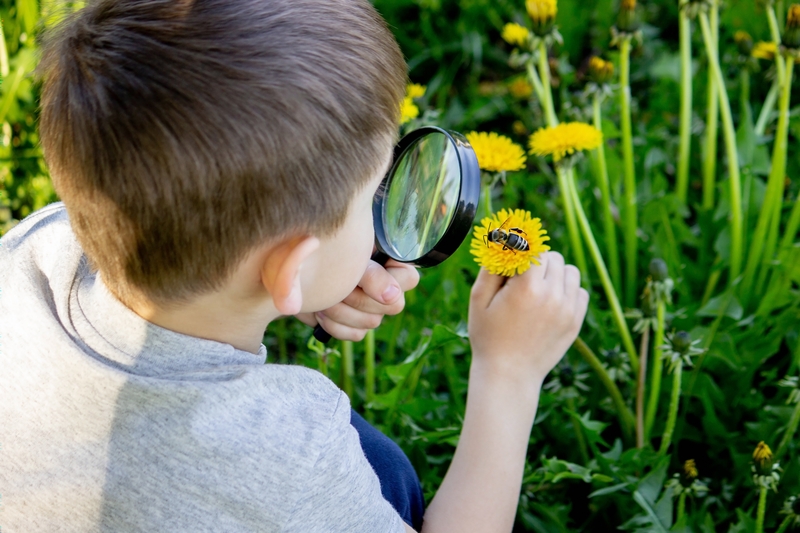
[697, 291, 743, 320]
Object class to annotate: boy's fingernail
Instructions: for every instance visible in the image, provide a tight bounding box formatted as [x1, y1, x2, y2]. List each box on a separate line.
[382, 285, 401, 303]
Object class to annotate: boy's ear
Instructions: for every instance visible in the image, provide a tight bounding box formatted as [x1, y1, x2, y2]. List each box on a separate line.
[260, 235, 320, 316]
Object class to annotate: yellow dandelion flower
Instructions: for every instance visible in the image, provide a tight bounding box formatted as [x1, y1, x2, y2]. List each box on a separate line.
[621, 0, 636, 10]
[528, 122, 603, 162]
[471, 208, 550, 277]
[588, 56, 614, 84]
[734, 30, 752, 44]
[502, 22, 530, 47]
[753, 441, 774, 468]
[683, 459, 698, 481]
[512, 120, 528, 136]
[752, 41, 778, 60]
[465, 131, 527, 173]
[526, 0, 557, 36]
[508, 77, 534, 99]
[400, 97, 419, 124]
[406, 83, 426, 99]
[789, 4, 800, 29]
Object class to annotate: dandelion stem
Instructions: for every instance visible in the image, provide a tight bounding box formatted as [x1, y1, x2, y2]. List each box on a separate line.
[566, 396, 591, 464]
[557, 166, 590, 284]
[659, 364, 682, 454]
[636, 322, 650, 448]
[776, 399, 800, 461]
[676, 9, 693, 205]
[592, 93, 621, 293]
[566, 169, 639, 375]
[364, 329, 376, 408]
[702, 0, 720, 211]
[699, 12, 743, 285]
[755, 79, 780, 136]
[619, 36, 638, 308]
[537, 40, 558, 127]
[768, 4, 787, 86]
[644, 300, 666, 440]
[525, 59, 546, 104]
[677, 492, 687, 522]
[756, 486, 768, 533]
[573, 337, 635, 440]
[481, 182, 493, 219]
[775, 188, 800, 259]
[776, 516, 794, 533]
[341, 340, 355, 402]
[741, 57, 794, 304]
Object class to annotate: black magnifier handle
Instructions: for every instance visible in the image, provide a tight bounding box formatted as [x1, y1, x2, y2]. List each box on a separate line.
[312, 250, 392, 343]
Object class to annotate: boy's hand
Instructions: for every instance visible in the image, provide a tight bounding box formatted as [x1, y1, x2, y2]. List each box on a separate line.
[468, 251, 589, 385]
[296, 259, 419, 341]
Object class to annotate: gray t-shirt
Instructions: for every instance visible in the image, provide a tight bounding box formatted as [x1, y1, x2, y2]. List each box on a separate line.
[0, 202, 405, 533]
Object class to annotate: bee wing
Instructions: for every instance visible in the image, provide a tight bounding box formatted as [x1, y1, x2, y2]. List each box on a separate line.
[498, 216, 513, 232]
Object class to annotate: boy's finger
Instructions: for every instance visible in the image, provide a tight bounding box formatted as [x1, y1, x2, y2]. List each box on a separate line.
[358, 260, 403, 304]
[318, 301, 384, 330]
[470, 268, 505, 309]
[542, 251, 564, 287]
[314, 312, 369, 342]
[384, 262, 420, 292]
[564, 265, 581, 297]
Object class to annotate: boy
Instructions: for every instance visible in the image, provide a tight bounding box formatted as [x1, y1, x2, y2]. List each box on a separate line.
[0, 0, 588, 532]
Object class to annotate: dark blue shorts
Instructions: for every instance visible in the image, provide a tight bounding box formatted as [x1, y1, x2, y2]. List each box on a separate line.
[350, 409, 425, 531]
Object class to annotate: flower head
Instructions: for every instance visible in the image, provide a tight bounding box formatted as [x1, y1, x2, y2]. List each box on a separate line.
[734, 30, 754, 55]
[400, 84, 426, 124]
[502, 22, 530, 48]
[471, 208, 550, 277]
[781, 495, 800, 529]
[508, 77, 534, 99]
[588, 56, 615, 84]
[465, 132, 527, 173]
[616, 0, 639, 33]
[528, 122, 603, 163]
[666, 459, 709, 497]
[753, 41, 778, 60]
[785, 4, 800, 47]
[660, 330, 705, 373]
[526, 0, 557, 36]
[752, 441, 782, 491]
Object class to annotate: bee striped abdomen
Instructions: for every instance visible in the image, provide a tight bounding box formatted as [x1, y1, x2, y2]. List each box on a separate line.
[505, 233, 529, 251]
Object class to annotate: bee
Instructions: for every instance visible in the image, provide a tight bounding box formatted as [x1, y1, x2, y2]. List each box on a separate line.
[484, 216, 529, 253]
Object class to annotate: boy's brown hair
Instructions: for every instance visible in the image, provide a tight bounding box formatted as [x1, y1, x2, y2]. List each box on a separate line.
[38, 0, 406, 307]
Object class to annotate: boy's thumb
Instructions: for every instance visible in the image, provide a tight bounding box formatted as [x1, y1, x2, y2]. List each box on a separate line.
[469, 268, 505, 309]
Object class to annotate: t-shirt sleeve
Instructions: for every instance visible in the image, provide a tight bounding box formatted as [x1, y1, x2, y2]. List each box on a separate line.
[281, 392, 407, 533]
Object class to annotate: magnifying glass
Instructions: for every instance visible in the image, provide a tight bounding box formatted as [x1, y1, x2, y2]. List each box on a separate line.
[313, 126, 480, 342]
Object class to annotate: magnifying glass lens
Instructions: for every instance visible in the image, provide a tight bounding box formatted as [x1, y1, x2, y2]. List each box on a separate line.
[381, 134, 461, 261]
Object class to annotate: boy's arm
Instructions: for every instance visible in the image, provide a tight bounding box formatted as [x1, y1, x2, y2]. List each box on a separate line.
[412, 251, 588, 533]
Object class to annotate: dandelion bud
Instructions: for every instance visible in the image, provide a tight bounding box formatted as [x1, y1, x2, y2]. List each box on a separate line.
[783, 4, 800, 48]
[753, 441, 775, 475]
[734, 31, 754, 56]
[588, 56, 615, 84]
[672, 331, 693, 354]
[526, 0, 558, 37]
[649, 258, 668, 281]
[616, 0, 640, 33]
[680, 459, 699, 487]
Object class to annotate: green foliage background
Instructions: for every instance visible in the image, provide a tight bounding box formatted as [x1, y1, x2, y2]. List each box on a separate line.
[2, 0, 800, 531]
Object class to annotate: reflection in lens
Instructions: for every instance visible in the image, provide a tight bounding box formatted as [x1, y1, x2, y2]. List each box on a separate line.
[382, 133, 460, 261]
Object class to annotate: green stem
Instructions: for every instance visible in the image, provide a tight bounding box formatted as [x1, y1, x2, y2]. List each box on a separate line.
[777, 189, 800, 254]
[573, 337, 635, 439]
[341, 340, 355, 401]
[593, 93, 621, 293]
[677, 492, 687, 522]
[364, 329, 376, 406]
[659, 363, 682, 454]
[756, 486, 768, 533]
[0, 18, 8, 78]
[481, 182, 493, 220]
[525, 58, 546, 104]
[538, 40, 558, 127]
[702, 0, 719, 211]
[566, 396, 591, 464]
[566, 168, 639, 375]
[768, 5, 787, 86]
[755, 79, 781, 137]
[699, 12, 743, 285]
[557, 166, 590, 282]
[676, 10, 693, 205]
[776, 400, 800, 460]
[636, 322, 650, 448]
[776, 516, 794, 533]
[644, 301, 666, 440]
[619, 37, 638, 308]
[741, 56, 794, 303]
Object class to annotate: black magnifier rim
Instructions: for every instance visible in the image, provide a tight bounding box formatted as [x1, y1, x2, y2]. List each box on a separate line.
[373, 126, 480, 268]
